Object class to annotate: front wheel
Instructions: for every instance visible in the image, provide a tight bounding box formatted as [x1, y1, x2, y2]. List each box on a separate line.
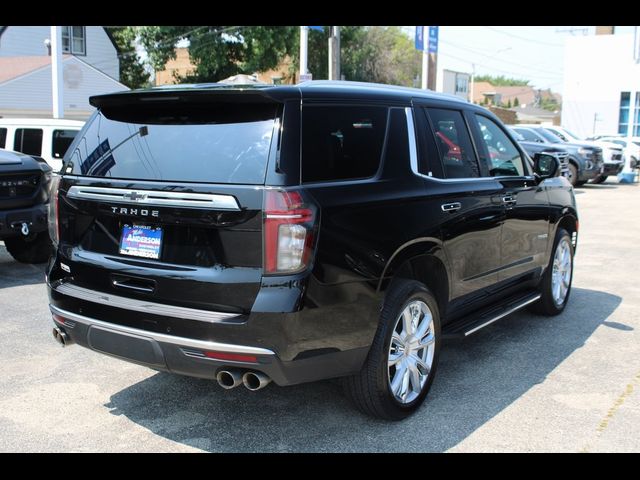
[591, 175, 607, 184]
[567, 163, 578, 187]
[343, 280, 441, 420]
[530, 228, 574, 316]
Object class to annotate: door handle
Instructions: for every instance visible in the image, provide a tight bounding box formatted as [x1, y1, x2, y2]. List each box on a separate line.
[441, 202, 462, 213]
[502, 195, 516, 205]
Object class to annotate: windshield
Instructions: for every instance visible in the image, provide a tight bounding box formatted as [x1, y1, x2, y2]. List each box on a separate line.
[559, 128, 581, 141]
[65, 104, 279, 184]
[535, 128, 562, 144]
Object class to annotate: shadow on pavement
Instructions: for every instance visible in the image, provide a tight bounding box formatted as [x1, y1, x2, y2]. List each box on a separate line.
[0, 244, 47, 289]
[105, 287, 621, 452]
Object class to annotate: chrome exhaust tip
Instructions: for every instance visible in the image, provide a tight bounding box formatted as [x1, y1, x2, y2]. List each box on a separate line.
[242, 371, 271, 391]
[52, 326, 71, 347]
[216, 369, 243, 390]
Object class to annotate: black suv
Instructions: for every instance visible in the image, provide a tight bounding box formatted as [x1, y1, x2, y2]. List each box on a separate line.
[47, 81, 578, 420]
[1, 149, 53, 263]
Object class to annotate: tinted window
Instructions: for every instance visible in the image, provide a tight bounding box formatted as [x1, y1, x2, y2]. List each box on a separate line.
[513, 128, 540, 142]
[52, 129, 79, 159]
[0, 128, 6, 148]
[546, 128, 567, 141]
[67, 106, 278, 184]
[535, 128, 562, 144]
[427, 108, 479, 178]
[14, 128, 43, 156]
[475, 115, 525, 177]
[302, 105, 387, 183]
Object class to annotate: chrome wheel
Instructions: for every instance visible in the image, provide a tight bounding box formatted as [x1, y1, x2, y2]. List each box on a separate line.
[388, 300, 435, 404]
[551, 237, 572, 307]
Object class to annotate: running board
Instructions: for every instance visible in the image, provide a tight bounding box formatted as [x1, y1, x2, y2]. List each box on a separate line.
[442, 291, 541, 338]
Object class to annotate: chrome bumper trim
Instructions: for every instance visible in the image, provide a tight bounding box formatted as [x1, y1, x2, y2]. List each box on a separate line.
[53, 282, 240, 324]
[50, 305, 275, 356]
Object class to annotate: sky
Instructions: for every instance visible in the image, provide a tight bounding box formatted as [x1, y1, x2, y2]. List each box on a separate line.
[414, 26, 637, 95]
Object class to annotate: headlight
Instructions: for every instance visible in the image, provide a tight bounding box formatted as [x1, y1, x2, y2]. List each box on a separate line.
[578, 147, 593, 157]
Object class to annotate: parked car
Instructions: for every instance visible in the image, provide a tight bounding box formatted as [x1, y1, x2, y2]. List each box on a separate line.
[0, 118, 84, 172]
[539, 126, 624, 183]
[0, 149, 53, 263]
[509, 125, 602, 186]
[508, 128, 570, 178]
[595, 136, 640, 170]
[47, 81, 578, 420]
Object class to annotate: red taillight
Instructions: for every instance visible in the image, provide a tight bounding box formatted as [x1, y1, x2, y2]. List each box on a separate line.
[264, 190, 316, 275]
[204, 351, 257, 363]
[48, 175, 61, 245]
[52, 313, 66, 325]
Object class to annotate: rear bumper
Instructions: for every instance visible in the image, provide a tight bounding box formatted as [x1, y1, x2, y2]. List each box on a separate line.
[47, 279, 376, 386]
[0, 203, 48, 238]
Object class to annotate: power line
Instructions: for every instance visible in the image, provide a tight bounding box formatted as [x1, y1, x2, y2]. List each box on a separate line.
[443, 50, 562, 81]
[484, 27, 564, 48]
[440, 39, 563, 76]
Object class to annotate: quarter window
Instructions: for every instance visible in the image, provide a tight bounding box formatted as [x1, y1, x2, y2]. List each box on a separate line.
[52, 129, 79, 159]
[61, 26, 86, 55]
[13, 128, 43, 156]
[0, 128, 6, 149]
[474, 115, 525, 177]
[427, 108, 479, 178]
[302, 105, 387, 183]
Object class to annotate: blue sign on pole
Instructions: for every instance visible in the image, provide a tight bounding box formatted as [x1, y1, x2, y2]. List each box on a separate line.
[309, 26, 324, 32]
[415, 26, 424, 51]
[428, 26, 439, 54]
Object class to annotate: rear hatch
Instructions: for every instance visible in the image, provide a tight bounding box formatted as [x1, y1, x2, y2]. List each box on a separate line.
[55, 90, 282, 314]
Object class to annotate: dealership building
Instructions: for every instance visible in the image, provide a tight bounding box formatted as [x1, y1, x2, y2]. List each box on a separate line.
[562, 28, 640, 139]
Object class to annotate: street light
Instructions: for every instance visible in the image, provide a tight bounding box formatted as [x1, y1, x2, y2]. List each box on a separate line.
[469, 47, 512, 104]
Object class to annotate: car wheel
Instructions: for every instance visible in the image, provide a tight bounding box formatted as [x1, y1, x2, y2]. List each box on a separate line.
[3, 231, 52, 264]
[591, 175, 607, 184]
[529, 228, 574, 316]
[567, 163, 578, 187]
[343, 279, 440, 420]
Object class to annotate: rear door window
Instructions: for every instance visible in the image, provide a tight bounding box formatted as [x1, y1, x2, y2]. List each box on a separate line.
[52, 129, 79, 159]
[302, 105, 388, 183]
[427, 108, 480, 178]
[67, 104, 279, 184]
[14, 128, 43, 156]
[0, 128, 6, 148]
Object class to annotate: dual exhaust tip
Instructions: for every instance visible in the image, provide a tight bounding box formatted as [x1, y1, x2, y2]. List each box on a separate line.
[52, 326, 72, 347]
[216, 369, 271, 391]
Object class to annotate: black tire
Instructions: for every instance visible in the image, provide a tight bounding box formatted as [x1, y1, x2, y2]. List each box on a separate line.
[575, 180, 588, 187]
[567, 163, 579, 187]
[343, 279, 441, 420]
[591, 175, 607, 184]
[529, 228, 574, 316]
[3, 231, 52, 264]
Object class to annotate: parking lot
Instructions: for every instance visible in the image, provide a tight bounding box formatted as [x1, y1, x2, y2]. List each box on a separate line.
[1, 180, 639, 452]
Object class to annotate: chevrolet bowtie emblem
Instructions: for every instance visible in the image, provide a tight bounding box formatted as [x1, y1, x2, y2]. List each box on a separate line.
[123, 191, 147, 202]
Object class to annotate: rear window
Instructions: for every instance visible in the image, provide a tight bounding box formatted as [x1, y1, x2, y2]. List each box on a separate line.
[302, 105, 388, 183]
[66, 104, 279, 184]
[52, 129, 79, 159]
[14, 128, 43, 156]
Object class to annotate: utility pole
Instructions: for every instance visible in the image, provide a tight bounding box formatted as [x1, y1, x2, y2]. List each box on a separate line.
[299, 26, 308, 80]
[50, 26, 64, 119]
[328, 26, 340, 81]
[427, 50, 437, 90]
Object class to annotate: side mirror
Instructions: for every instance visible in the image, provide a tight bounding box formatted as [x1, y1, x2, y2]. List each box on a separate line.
[533, 153, 559, 180]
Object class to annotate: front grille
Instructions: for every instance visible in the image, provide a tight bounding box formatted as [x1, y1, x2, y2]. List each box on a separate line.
[593, 151, 603, 164]
[611, 153, 622, 162]
[0, 172, 40, 199]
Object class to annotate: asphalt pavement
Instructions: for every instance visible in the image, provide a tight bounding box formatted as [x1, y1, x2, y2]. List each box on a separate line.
[0, 179, 639, 452]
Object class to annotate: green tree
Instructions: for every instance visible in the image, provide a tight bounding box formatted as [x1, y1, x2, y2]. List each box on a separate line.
[105, 27, 150, 89]
[506, 99, 512, 108]
[137, 26, 297, 83]
[474, 74, 529, 86]
[514, 97, 520, 107]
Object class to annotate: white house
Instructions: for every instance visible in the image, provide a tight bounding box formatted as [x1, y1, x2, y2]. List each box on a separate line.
[0, 26, 128, 120]
[562, 30, 640, 139]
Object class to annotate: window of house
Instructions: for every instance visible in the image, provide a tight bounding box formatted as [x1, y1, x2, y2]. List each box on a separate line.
[455, 76, 468, 95]
[619, 92, 630, 135]
[0, 128, 6, 149]
[427, 108, 480, 178]
[13, 129, 43, 156]
[474, 115, 525, 177]
[61, 26, 86, 55]
[52, 129, 79, 159]
[301, 105, 388, 183]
